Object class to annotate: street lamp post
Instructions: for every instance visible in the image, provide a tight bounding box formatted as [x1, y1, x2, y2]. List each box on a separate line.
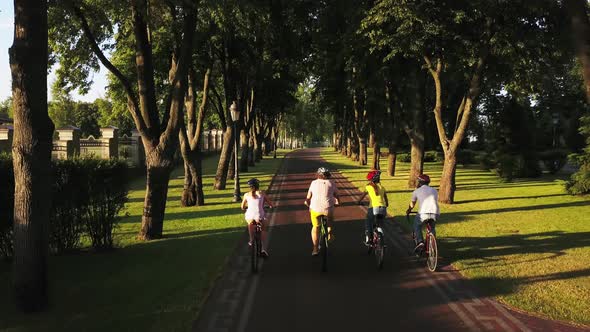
[230, 101, 241, 202]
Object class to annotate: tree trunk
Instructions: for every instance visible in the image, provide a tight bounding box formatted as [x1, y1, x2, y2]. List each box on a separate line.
[254, 135, 263, 161]
[10, 0, 53, 312]
[239, 129, 248, 172]
[369, 129, 375, 148]
[565, 0, 590, 102]
[408, 136, 424, 188]
[228, 150, 235, 181]
[359, 136, 367, 165]
[194, 153, 204, 205]
[139, 160, 172, 240]
[248, 133, 255, 166]
[181, 161, 196, 207]
[387, 146, 397, 176]
[372, 143, 380, 170]
[214, 126, 234, 189]
[439, 153, 457, 204]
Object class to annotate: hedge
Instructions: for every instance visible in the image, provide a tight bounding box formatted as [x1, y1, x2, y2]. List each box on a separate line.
[0, 156, 129, 259]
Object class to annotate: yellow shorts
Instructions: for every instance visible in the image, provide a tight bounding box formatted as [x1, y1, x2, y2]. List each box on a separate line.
[310, 209, 333, 227]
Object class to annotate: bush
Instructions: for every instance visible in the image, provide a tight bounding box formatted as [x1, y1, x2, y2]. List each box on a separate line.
[457, 149, 481, 165]
[566, 153, 590, 195]
[49, 160, 90, 253]
[397, 153, 411, 163]
[538, 149, 568, 174]
[0, 156, 129, 255]
[489, 152, 541, 182]
[424, 150, 444, 162]
[83, 159, 128, 250]
[0, 153, 13, 259]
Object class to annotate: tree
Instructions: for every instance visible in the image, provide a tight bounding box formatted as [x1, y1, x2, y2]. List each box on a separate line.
[564, 0, 590, 103]
[53, 0, 198, 239]
[10, 0, 55, 312]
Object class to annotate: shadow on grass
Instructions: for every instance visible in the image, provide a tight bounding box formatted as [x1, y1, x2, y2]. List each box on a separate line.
[444, 231, 590, 271]
[454, 193, 570, 205]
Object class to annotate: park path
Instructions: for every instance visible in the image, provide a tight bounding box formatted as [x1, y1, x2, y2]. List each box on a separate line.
[192, 148, 589, 332]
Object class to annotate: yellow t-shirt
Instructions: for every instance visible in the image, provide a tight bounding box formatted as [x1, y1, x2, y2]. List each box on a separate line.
[366, 183, 386, 208]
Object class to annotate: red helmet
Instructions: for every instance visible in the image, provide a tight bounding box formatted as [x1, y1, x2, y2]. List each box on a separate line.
[366, 170, 381, 182]
[417, 174, 430, 184]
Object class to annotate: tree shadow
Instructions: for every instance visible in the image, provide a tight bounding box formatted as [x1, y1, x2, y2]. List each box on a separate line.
[443, 231, 590, 270]
[454, 193, 569, 205]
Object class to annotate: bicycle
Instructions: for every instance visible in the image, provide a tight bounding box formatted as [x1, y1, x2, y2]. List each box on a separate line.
[250, 220, 263, 273]
[406, 212, 438, 272]
[367, 209, 386, 270]
[317, 215, 329, 272]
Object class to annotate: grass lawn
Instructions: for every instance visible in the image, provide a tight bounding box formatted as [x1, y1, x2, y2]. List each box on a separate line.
[0, 150, 288, 332]
[322, 148, 590, 326]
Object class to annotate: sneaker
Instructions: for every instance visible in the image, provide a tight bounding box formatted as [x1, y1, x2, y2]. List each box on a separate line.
[312, 249, 319, 256]
[364, 235, 373, 246]
[248, 241, 252, 247]
[414, 241, 425, 253]
[260, 250, 269, 258]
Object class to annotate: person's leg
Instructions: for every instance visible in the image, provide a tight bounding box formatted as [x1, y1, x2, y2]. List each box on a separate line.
[414, 214, 424, 243]
[247, 220, 255, 244]
[365, 208, 374, 242]
[310, 211, 320, 253]
[327, 212, 334, 241]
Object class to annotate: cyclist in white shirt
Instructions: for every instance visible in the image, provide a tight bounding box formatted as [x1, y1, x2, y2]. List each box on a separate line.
[304, 167, 339, 256]
[406, 174, 439, 252]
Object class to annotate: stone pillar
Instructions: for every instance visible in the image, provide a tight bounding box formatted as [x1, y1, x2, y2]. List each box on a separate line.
[130, 129, 145, 167]
[100, 126, 119, 159]
[56, 126, 81, 159]
[203, 130, 210, 151]
[0, 125, 13, 153]
[216, 130, 223, 151]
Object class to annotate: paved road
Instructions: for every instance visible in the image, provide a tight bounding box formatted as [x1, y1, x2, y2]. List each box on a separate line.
[193, 148, 589, 332]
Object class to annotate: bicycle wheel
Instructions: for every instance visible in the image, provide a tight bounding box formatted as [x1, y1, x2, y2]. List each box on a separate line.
[374, 231, 384, 270]
[427, 234, 438, 272]
[320, 220, 328, 272]
[251, 232, 259, 273]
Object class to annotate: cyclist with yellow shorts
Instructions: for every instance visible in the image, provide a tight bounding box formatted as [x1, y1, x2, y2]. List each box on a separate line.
[304, 167, 339, 256]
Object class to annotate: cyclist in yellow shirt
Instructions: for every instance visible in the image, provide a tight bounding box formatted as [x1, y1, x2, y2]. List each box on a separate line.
[357, 170, 389, 245]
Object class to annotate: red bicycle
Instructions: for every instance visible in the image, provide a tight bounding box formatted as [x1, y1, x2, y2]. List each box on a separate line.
[406, 212, 438, 272]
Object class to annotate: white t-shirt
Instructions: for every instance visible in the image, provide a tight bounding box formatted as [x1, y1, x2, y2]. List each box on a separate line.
[307, 179, 337, 215]
[411, 185, 440, 215]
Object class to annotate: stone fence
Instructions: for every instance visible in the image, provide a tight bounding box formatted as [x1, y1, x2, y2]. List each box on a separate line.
[0, 126, 224, 167]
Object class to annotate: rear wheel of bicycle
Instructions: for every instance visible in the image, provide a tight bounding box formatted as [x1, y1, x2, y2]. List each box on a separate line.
[374, 232, 384, 270]
[251, 233, 259, 273]
[427, 234, 438, 272]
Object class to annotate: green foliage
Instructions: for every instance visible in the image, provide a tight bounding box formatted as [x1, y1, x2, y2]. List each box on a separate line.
[49, 97, 101, 137]
[1, 156, 129, 256]
[0, 98, 12, 119]
[481, 96, 541, 180]
[538, 149, 568, 174]
[566, 116, 590, 194]
[0, 154, 13, 259]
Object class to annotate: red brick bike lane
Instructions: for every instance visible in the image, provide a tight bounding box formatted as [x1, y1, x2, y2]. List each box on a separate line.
[193, 148, 589, 332]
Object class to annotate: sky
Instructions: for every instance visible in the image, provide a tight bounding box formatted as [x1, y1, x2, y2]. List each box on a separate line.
[0, 2, 108, 102]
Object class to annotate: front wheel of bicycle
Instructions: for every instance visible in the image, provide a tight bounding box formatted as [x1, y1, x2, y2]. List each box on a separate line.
[374, 231, 384, 270]
[427, 234, 438, 272]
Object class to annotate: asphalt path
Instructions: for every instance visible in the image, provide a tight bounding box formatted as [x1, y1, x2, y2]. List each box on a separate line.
[193, 148, 589, 332]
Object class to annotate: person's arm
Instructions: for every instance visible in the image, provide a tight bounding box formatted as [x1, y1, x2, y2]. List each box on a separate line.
[333, 184, 340, 205]
[406, 191, 417, 214]
[305, 185, 313, 206]
[384, 192, 389, 208]
[241, 194, 248, 211]
[262, 192, 275, 208]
